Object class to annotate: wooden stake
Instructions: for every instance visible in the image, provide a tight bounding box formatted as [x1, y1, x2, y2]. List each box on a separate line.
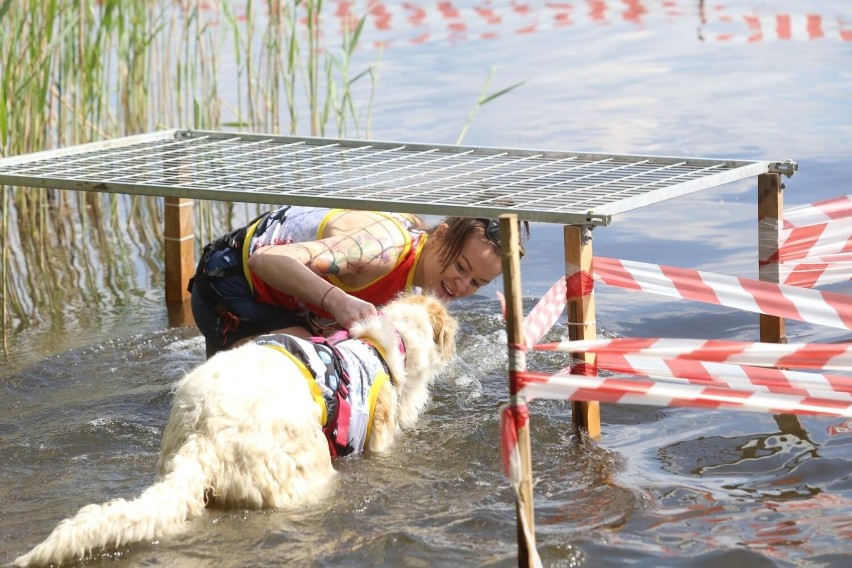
[758, 173, 785, 343]
[564, 225, 601, 439]
[164, 197, 195, 304]
[499, 214, 537, 568]
[758, 173, 802, 433]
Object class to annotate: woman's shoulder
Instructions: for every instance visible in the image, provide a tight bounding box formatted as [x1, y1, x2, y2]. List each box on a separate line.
[324, 210, 423, 241]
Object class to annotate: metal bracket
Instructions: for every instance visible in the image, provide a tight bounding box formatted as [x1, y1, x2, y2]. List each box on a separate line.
[582, 225, 593, 245]
[768, 160, 798, 178]
[585, 211, 609, 226]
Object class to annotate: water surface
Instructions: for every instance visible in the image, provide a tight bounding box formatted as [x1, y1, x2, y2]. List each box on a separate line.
[2, 1, 851, 566]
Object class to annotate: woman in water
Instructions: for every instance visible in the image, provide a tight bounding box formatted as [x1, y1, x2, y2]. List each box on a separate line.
[190, 206, 528, 356]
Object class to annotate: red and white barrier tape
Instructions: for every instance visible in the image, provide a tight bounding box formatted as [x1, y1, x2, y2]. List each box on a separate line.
[784, 194, 852, 229]
[828, 418, 852, 435]
[776, 222, 852, 263]
[701, 10, 852, 43]
[536, 337, 852, 372]
[498, 401, 543, 568]
[781, 257, 852, 288]
[517, 370, 852, 417]
[523, 276, 567, 347]
[499, 402, 526, 484]
[593, 257, 852, 330]
[763, 194, 852, 287]
[592, 354, 852, 400]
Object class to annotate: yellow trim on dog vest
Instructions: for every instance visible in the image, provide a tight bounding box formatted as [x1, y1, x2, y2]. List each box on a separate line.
[261, 343, 328, 425]
[362, 337, 390, 366]
[364, 371, 390, 445]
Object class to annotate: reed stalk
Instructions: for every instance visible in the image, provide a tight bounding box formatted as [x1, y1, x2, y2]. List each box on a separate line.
[1, 0, 380, 360]
[456, 66, 526, 145]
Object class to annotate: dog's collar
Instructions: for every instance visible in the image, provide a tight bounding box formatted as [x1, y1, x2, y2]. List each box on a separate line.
[319, 316, 406, 378]
[378, 311, 407, 362]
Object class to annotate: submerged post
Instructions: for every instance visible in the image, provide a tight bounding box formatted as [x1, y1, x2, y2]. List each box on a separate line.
[499, 214, 538, 568]
[758, 172, 804, 433]
[758, 173, 786, 343]
[564, 225, 601, 439]
[164, 197, 195, 304]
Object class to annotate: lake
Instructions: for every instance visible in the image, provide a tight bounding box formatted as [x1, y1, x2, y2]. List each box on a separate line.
[2, 1, 851, 566]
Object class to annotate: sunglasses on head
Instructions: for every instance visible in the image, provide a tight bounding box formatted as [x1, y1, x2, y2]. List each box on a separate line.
[481, 218, 526, 258]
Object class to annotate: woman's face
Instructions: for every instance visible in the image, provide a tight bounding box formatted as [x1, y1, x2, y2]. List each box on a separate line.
[419, 226, 503, 300]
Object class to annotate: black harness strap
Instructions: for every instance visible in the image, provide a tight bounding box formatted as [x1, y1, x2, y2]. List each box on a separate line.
[186, 209, 282, 341]
[254, 332, 356, 457]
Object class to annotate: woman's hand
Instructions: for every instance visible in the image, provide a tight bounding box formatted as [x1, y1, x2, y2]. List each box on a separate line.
[321, 286, 378, 330]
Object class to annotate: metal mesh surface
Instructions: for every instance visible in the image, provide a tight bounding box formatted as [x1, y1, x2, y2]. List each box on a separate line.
[0, 129, 794, 225]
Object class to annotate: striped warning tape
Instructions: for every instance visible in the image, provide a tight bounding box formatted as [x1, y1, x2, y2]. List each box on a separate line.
[517, 369, 852, 417]
[776, 222, 852, 263]
[590, 354, 852, 400]
[781, 257, 852, 288]
[499, 401, 527, 483]
[497, 401, 544, 568]
[762, 194, 852, 287]
[536, 337, 852, 372]
[593, 257, 852, 330]
[327, 1, 852, 45]
[703, 11, 852, 43]
[784, 194, 852, 228]
[522, 276, 567, 348]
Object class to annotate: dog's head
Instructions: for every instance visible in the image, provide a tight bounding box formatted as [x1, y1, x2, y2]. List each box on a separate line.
[350, 293, 458, 429]
[388, 293, 457, 362]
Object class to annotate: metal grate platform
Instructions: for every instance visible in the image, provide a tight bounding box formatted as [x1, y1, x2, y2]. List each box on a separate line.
[0, 129, 796, 226]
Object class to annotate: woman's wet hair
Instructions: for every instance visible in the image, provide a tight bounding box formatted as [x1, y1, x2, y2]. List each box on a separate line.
[429, 217, 530, 268]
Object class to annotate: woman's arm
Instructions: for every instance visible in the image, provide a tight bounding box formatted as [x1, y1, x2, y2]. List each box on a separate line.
[247, 212, 410, 329]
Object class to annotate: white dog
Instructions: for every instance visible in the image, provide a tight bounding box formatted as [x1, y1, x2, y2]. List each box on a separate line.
[15, 293, 457, 567]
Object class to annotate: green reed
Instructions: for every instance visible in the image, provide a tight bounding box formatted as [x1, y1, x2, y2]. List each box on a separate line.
[0, 0, 523, 363]
[0, 0, 380, 358]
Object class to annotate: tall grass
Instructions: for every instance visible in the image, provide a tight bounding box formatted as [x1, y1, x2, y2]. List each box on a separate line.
[0, 0, 380, 357]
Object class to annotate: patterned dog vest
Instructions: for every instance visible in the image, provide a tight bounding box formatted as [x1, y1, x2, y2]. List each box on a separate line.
[254, 331, 393, 457]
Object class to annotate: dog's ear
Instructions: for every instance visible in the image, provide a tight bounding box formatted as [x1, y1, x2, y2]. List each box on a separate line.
[425, 297, 458, 360]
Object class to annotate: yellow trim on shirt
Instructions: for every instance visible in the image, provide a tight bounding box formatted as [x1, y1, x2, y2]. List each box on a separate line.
[241, 216, 265, 294]
[406, 233, 427, 290]
[316, 208, 338, 240]
[262, 344, 328, 425]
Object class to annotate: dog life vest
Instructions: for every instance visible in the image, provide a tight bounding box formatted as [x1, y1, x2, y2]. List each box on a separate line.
[254, 331, 393, 457]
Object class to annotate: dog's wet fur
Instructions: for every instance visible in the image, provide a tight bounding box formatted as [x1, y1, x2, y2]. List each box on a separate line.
[15, 293, 457, 566]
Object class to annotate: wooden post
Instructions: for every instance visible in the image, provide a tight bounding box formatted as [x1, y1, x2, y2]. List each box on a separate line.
[499, 214, 537, 568]
[565, 225, 601, 439]
[758, 173, 785, 343]
[758, 173, 803, 433]
[164, 197, 195, 304]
